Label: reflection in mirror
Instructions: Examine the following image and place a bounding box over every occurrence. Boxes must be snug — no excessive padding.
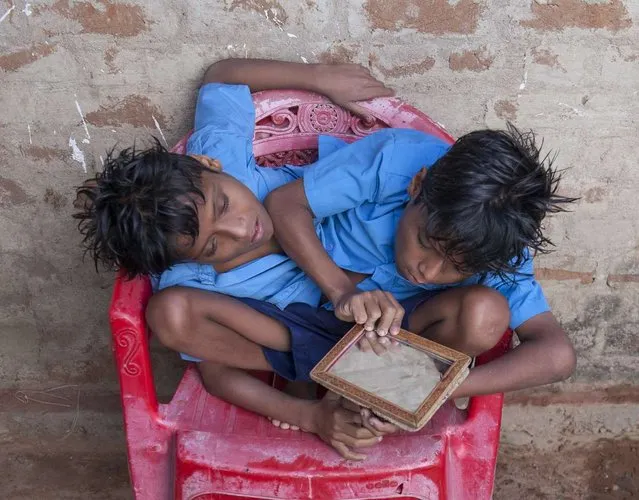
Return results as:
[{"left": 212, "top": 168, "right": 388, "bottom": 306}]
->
[{"left": 328, "top": 340, "right": 451, "bottom": 412}]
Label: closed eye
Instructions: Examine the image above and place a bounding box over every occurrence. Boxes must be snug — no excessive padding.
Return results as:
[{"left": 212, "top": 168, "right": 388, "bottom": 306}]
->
[
  {"left": 417, "top": 232, "right": 431, "bottom": 250},
  {"left": 204, "top": 238, "right": 217, "bottom": 257},
  {"left": 221, "top": 192, "right": 229, "bottom": 215}
]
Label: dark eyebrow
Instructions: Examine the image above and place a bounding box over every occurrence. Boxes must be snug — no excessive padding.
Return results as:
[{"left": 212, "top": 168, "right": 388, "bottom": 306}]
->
[{"left": 195, "top": 176, "right": 218, "bottom": 259}]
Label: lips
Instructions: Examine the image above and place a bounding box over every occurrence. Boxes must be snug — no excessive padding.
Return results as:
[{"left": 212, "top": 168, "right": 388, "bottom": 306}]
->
[
  {"left": 403, "top": 267, "right": 420, "bottom": 284},
  {"left": 250, "top": 216, "right": 263, "bottom": 244}
]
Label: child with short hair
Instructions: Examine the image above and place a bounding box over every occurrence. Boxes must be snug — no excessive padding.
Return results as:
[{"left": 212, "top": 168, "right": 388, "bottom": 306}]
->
[{"left": 77, "top": 58, "right": 576, "bottom": 460}]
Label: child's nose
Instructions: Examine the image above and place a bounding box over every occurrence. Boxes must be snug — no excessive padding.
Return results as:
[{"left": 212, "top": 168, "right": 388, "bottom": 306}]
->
[
  {"left": 418, "top": 258, "right": 443, "bottom": 282},
  {"left": 217, "top": 216, "right": 250, "bottom": 241}
]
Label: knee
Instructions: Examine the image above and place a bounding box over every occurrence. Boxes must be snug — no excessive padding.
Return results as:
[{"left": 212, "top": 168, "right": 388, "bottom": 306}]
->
[
  {"left": 146, "top": 287, "right": 194, "bottom": 351},
  {"left": 458, "top": 286, "right": 510, "bottom": 355},
  {"left": 550, "top": 339, "right": 577, "bottom": 381}
]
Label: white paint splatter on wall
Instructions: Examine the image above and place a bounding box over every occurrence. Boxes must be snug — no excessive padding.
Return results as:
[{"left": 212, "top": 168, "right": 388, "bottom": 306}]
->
[
  {"left": 152, "top": 115, "right": 168, "bottom": 147},
  {"left": 74, "top": 98, "right": 91, "bottom": 141},
  {"left": 23, "top": 3, "right": 32, "bottom": 16},
  {"left": 27, "top": 124, "right": 32, "bottom": 145},
  {"left": 0, "top": 5, "right": 15, "bottom": 24},
  {"left": 68, "top": 137, "right": 87, "bottom": 173}
]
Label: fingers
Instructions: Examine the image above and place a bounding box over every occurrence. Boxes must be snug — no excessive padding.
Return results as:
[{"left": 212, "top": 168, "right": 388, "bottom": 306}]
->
[
  {"left": 338, "top": 291, "right": 404, "bottom": 337},
  {"left": 374, "top": 292, "right": 402, "bottom": 337},
  {"left": 361, "top": 409, "right": 399, "bottom": 435},
  {"left": 334, "top": 431, "right": 381, "bottom": 451},
  {"left": 332, "top": 441, "right": 367, "bottom": 461},
  {"left": 365, "top": 330, "right": 388, "bottom": 355},
  {"left": 357, "top": 84, "right": 396, "bottom": 101},
  {"left": 369, "top": 417, "right": 399, "bottom": 435},
  {"left": 341, "top": 101, "right": 373, "bottom": 120},
  {"left": 363, "top": 300, "right": 382, "bottom": 332},
  {"left": 357, "top": 337, "right": 372, "bottom": 352}
]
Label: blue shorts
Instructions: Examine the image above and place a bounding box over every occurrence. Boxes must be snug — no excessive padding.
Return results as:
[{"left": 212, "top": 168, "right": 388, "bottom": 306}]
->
[{"left": 241, "top": 291, "right": 439, "bottom": 382}]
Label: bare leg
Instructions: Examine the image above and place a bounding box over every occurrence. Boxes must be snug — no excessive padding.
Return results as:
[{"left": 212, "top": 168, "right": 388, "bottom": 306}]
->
[
  {"left": 147, "top": 286, "right": 291, "bottom": 359},
  {"left": 407, "top": 285, "right": 510, "bottom": 357}
]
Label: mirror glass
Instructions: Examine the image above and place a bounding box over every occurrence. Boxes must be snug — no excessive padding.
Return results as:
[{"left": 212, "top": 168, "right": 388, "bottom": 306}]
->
[{"left": 328, "top": 339, "right": 451, "bottom": 412}]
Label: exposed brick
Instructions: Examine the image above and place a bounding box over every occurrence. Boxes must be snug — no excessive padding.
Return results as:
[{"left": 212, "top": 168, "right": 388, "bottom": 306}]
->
[
  {"left": 494, "top": 99, "right": 518, "bottom": 121},
  {"left": 364, "top": 0, "right": 483, "bottom": 34},
  {"left": 318, "top": 44, "right": 358, "bottom": 65},
  {"left": 228, "top": 0, "right": 288, "bottom": 26},
  {"left": 21, "top": 145, "right": 67, "bottom": 162},
  {"left": 449, "top": 46, "right": 493, "bottom": 72},
  {"left": 0, "top": 176, "right": 28, "bottom": 206},
  {"left": 0, "top": 43, "right": 56, "bottom": 72},
  {"left": 532, "top": 47, "right": 566, "bottom": 72},
  {"left": 607, "top": 274, "right": 639, "bottom": 284},
  {"left": 521, "top": 0, "right": 632, "bottom": 32},
  {"left": 506, "top": 384, "right": 639, "bottom": 406},
  {"left": 85, "top": 95, "right": 166, "bottom": 129},
  {"left": 370, "top": 55, "right": 436, "bottom": 78},
  {"left": 104, "top": 47, "right": 118, "bottom": 74},
  {"left": 49, "top": 0, "right": 149, "bottom": 37},
  {"left": 535, "top": 268, "right": 595, "bottom": 284}
]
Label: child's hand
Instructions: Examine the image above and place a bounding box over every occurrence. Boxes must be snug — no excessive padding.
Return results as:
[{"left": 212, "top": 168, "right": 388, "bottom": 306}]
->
[
  {"left": 316, "top": 64, "right": 394, "bottom": 118},
  {"left": 359, "top": 408, "right": 399, "bottom": 436},
  {"left": 357, "top": 330, "right": 399, "bottom": 355},
  {"left": 311, "top": 392, "right": 388, "bottom": 461},
  {"left": 334, "top": 290, "right": 404, "bottom": 337}
]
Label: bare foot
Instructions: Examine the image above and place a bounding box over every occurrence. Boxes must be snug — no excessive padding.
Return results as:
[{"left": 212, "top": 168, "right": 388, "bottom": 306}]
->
[{"left": 268, "top": 380, "right": 318, "bottom": 431}]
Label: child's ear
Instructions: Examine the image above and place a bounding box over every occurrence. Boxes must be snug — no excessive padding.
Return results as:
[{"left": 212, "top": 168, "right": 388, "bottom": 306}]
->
[
  {"left": 408, "top": 167, "right": 428, "bottom": 200},
  {"left": 190, "top": 154, "right": 223, "bottom": 173}
]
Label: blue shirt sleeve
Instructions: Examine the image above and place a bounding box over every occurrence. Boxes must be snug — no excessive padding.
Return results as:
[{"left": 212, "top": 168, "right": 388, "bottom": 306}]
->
[
  {"left": 193, "top": 83, "right": 255, "bottom": 137},
  {"left": 303, "top": 130, "right": 397, "bottom": 218},
  {"left": 303, "top": 129, "right": 449, "bottom": 219},
  {"left": 484, "top": 255, "right": 550, "bottom": 330}
]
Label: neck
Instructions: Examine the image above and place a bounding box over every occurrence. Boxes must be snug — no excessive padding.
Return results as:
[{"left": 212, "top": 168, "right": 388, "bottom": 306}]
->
[{"left": 213, "top": 237, "right": 282, "bottom": 273}]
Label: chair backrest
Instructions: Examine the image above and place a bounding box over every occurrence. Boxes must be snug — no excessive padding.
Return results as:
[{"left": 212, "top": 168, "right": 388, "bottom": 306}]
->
[{"left": 170, "top": 90, "right": 454, "bottom": 163}]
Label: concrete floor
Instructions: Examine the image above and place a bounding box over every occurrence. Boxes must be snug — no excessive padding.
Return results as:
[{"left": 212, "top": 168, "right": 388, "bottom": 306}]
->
[{"left": 1, "top": 0, "right": 638, "bottom": 498}]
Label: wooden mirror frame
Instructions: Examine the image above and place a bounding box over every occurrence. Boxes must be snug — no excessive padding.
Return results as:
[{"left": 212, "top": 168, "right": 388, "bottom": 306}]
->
[{"left": 311, "top": 325, "right": 472, "bottom": 431}]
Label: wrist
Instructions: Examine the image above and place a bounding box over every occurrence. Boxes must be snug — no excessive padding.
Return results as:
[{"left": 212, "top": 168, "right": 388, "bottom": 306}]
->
[
  {"left": 326, "top": 281, "right": 357, "bottom": 306},
  {"left": 308, "top": 63, "right": 329, "bottom": 95},
  {"left": 298, "top": 400, "right": 320, "bottom": 433}
]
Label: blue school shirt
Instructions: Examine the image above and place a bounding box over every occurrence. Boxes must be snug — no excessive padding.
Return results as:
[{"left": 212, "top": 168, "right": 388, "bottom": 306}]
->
[
  {"left": 158, "top": 83, "right": 549, "bottom": 331},
  {"left": 156, "top": 83, "right": 322, "bottom": 310},
  {"left": 304, "top": 130, "right": 549, "bottom": 330}
]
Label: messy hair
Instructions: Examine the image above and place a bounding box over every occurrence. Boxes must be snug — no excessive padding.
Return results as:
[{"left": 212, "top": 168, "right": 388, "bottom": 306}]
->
[
  {"left": 417, "top": 124, "right": 577, "bottom": 279},
  {"left": 74, "top": 140, "right": 206, "bottom": 277}
]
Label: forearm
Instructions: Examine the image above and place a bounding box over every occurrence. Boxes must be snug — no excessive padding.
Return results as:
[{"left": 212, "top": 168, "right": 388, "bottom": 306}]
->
[
  {"left": 265, "top": 184, "right": 355, "bottom": 303},
  {"left": 452, "top": 336, "right": 575, "bottom": 398},
  {"left": 204, "top": 58, "right": 323, "bottom": 93}
]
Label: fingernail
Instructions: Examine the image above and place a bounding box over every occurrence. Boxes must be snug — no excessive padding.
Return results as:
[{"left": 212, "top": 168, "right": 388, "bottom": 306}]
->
[
  {"left": 365, "top": 325, "right": 373, "bottom": 331},
  {"left": 390, "top": 327, "right": 399, "bottom": 335},
  {"left": 380, "top": 338, "right": 389, "bottom": 345},
  {"left": 366, "top": 331, "right": 375, "bottom": 339},
  {"left": 377, "top": 436, "right": 383, "bottom": 442},
  {"left": 377, "top": 330, "right": 386, "bottom": 336}
]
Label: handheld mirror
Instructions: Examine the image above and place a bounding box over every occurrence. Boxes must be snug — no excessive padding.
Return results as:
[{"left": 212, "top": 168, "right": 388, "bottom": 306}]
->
[{"left": 311, "top": 325, "right": 471, "bottom": 431}]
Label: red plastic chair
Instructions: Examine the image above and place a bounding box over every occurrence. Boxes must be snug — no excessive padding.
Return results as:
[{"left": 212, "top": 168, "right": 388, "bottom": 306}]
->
[{"left": 109, "top": 91, "right": 512, "bottom": 500}]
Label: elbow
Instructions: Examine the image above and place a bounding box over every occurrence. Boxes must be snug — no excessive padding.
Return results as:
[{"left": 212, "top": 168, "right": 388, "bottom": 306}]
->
[
  {"left": 202, "top": 59, "right": 240, "bottom": 85},
  {"left": 551, "top": 339, "right": 577, "bottom": 382}
]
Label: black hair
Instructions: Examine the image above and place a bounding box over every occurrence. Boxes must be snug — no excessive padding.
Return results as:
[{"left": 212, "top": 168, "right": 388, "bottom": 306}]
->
[
  {"left": 74, "top": 140, "right": 207, "bottom": 278},
  {"left": 417, "top": 124, "right": 577, "bottom": 279}
]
